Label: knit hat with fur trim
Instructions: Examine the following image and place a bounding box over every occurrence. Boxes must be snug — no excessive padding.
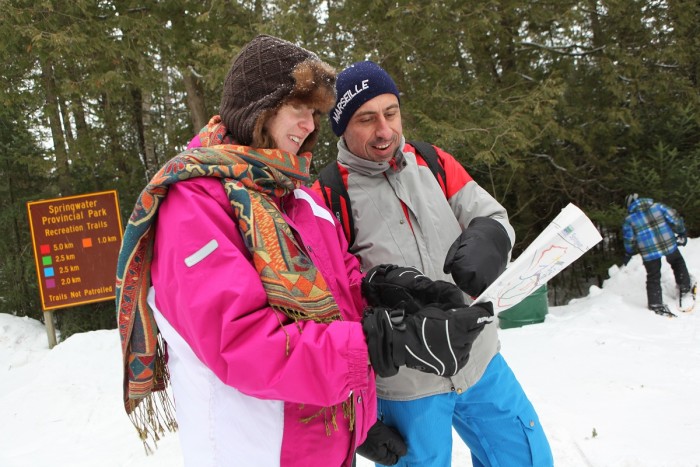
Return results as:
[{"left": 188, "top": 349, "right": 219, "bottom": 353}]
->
[
  {"left": 219, "top": 35, "right": 336, "bottom": 153},
  {"left": 330, "top": 61, "right": 400, "bottom": 136}
]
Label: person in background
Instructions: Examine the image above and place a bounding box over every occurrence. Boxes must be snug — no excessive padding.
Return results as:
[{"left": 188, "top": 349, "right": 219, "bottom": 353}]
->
[
  {"left": 313, "top": 60, "right": 553, "bottom": 467},
  {"left": 116, "top": 36, "right": 492, "bottom": 467},
  {"left": 622, "top": 193, "right": 696, "bottom": 316}
]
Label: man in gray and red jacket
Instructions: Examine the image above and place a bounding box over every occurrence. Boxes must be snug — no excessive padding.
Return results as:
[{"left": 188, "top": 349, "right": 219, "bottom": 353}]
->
[{"left": 312, "top": 61, "right": 553, "bottom": 467}]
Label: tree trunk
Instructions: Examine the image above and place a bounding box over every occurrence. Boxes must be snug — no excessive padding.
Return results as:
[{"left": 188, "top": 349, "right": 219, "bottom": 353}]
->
[
  {"left": 183, "top": 68, "right": 208, "bottom": 131},
  {"left": 101, "top": 92, "right": 130, "bottom": 183},
  {"left": 1, "top": 145, "right": 33, "bottom": 315},
  {"left": 39, "top": 57, "right": 71, "bottom": 195},
  {"left": 588, "top": 0, "right": 605, "bottom": 50},
  {"left": 72, "top": 94, "right": 89, "bottom": 141},
  {"left": 130, "top": 85, "right": 149, "bottom": 178},
  {"left": 59, "top": 98, "right": 75, "bottom": 154},
  {"left": 141, "top": 88, "right": 158, "bottom": 178}
]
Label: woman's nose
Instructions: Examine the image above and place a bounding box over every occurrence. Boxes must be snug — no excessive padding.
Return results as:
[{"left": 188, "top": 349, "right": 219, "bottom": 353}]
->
[{"left": 299, "top": 112, "right": 314, "bottom": 133}]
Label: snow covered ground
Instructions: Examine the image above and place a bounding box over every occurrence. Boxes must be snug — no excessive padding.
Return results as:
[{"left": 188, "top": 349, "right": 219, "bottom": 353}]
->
[{"left": 1, "top": 239, "right": 698, "bottom": 466}]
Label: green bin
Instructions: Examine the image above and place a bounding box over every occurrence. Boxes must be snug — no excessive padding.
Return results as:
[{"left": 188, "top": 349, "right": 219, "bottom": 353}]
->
[{"left": 497, "top": 284, "right": 549, "bottom": 329}]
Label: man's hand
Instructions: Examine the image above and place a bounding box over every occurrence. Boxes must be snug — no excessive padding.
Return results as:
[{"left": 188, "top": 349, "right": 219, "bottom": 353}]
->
[
  {"left": 356, "top": 420, "right": 407, "bottom": 465},
  {"left": 443, "top": 217, "right": 511, "bottom": 296},
  {"left": 677, "top": 234, "right": 688, "bottom": 247},
  {"left": 362, "top": 264, "right": 465, "bottom": 308}
]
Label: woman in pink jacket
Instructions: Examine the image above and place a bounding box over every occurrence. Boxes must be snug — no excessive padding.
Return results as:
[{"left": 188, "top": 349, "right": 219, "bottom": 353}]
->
[{"left": 115, "top": 35, "right": 377, "bottom": 467}]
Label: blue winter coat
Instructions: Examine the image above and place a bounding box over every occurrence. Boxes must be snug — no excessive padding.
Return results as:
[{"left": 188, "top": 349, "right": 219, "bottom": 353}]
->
[{"left": 622, "top": 197, "right": 686, "bottom": 261}]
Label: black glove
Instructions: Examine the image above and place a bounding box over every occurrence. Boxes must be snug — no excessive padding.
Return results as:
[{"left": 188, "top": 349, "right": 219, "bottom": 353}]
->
[
  {"left": 677, "top": 234, "right": 687, "bottom": 247},
  {"left": 362, "top": 264, "right": 465, "bottom": 309},
  {"left": 443, "top": 217, "right": 511, "bottom": 296},
  {"left": 356, "top": 420, "right": 407, "bottom": 465},
  {"left": 622, "top": 254, "right": 632, "bottom": 266},
  {"left": 362, "top": 302, "right": 494, "bottom": 378}
]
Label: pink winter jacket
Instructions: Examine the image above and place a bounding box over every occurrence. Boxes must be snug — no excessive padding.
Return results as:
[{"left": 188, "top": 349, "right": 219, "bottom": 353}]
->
[{"left": 148, "top": 173, "right": 375, "bottom": 466}]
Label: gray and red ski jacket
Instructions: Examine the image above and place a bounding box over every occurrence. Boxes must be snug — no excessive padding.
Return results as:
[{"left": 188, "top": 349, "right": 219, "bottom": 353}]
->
[{"left": 312, "top": 137, "right": 515, "bottom": 400}]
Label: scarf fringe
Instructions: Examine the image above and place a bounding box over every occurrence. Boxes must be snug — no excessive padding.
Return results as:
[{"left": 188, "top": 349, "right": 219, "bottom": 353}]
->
[
  {"left": 126, "top": 339, "right": 178, "bottom": 454},
  {"left": 300, "top": 405, "right": 337, "bottom": 436},
  {"left": 127, "top": 392, "right": 178, "bottom": 454},
  {"left": 343, "top": 396, "right": 356, "bottom": 432},
  {"left": 299, "top": 395, "right": 356, "bottom": 436},
  {"left": 275, "top": 305, "right": 339, "bottom": 324}
]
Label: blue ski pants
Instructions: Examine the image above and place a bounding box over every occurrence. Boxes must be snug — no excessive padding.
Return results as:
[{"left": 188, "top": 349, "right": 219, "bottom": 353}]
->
[{"left": 375, "top": 353, "right": 553, "bottom": 467}]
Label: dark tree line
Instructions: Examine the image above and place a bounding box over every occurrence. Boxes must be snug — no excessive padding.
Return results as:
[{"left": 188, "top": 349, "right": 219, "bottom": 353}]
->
[{"left": 1, "top": 0, "right": 698, "bottom": 334}]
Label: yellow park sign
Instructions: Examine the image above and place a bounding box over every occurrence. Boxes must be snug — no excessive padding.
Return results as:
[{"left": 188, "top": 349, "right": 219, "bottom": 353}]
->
[{"left": 26, "top": 190, "right": 123, "bottom": 311}]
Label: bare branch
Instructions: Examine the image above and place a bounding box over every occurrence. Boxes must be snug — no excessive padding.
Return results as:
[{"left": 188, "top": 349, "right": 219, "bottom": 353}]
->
[
  {"left": 530, "top": 153, "right": 568, "bottom": 172},
  {"left": 187, "top": 65, "right": 204, "bottom": 79},
  {"left": 519, "top": 41, "right": 606, "bottom": 56},
  {"left": 652, "top": 62, "right": 680, "bottom": 69}
]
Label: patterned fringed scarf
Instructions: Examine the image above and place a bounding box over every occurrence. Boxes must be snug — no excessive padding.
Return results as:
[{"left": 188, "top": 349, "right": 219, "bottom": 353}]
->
[{"left": 116, "top": 116, "right": 353, "bottom": 450}]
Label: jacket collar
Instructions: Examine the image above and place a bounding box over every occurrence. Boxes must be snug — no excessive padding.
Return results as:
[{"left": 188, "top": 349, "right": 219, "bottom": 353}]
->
[
  {"left": 336, "top": 136, "right": 407, "bottom": 176},
  {"left": 629, "top": 197, "right": 654, "bottom": 213}
]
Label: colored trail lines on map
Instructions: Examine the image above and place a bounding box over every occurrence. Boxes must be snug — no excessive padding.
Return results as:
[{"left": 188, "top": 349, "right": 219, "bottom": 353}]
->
[{"left": 474, "top": 204, "right": 603, "bottom": 314}]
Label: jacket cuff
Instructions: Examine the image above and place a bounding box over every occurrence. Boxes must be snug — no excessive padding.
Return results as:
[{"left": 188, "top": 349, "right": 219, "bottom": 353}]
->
[{"left": 347, "top": 323, "right": 371, "bottom": 391}]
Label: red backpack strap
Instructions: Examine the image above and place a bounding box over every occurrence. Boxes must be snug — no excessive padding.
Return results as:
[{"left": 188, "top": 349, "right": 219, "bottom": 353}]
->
[
  {"left": 317, "top": 162, "right": 355, "bottom": 246},
  {"left": 407, "top": 140, "right": 447, "bottom": 196}
]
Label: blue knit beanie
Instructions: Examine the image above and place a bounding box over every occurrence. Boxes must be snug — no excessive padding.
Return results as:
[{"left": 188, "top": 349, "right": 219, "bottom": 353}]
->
[{"left": 330, "top": 61, "right": 400, "bottom": 136}]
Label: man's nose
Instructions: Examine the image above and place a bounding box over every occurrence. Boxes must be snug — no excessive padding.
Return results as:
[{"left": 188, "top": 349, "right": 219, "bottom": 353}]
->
[{"left": 375, "top": 116, "right": 392, "bottom": 139}]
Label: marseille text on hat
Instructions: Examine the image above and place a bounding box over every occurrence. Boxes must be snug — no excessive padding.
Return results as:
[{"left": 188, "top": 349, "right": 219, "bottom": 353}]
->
[{"left": 332, "top": 79, "right": 370, "bottom": 123}]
